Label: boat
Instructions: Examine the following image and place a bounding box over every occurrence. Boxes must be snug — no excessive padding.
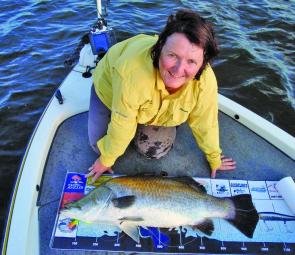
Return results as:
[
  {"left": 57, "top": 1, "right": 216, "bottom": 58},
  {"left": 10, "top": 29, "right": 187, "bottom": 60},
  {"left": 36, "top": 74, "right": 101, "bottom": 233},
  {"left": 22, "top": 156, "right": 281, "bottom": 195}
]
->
[{"left": 2, "top": 1, "right": 295, "bottom": 254}]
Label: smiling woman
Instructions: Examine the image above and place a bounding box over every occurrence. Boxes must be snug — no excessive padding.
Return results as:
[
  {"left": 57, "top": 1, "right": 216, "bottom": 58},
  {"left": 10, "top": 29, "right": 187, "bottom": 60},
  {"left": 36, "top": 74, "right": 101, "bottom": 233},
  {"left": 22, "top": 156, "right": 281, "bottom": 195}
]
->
[
  {"left": 158, "top": 33, "right": 204, "bottom": 93},
  {"left": 87, "top": 8, "right": 236, "bottom": 183},
  {"left": 2, "top": 0, "right": 295, "bottom": 254}
]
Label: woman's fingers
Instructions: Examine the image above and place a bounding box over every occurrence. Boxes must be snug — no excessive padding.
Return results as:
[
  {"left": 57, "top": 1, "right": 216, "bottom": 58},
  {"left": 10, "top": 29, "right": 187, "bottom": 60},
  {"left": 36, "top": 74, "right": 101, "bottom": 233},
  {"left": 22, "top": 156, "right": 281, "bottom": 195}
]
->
[
  {"left": 88, "top": 167, "right": 113, "bottom": 184},
  {"left": 90, "top": 171, "right": 102, "bottom": 184},
  {"left": 86, "top": 159, "right": 114, "bottom": 184},
  {"left": 211, "top": 169, "right": 217, "bottom": 178},
  {"left": 85, "top": 169, "right": 95, "bottom": 178},
  {"left": 211, "top": 155, "right": 236, "bottom": 178},
  {"left": 107, "top": 168, "right": 114, "bottom": 174},
  {"left": 220, "top": 157, "right": 236, "bottom": 170}
]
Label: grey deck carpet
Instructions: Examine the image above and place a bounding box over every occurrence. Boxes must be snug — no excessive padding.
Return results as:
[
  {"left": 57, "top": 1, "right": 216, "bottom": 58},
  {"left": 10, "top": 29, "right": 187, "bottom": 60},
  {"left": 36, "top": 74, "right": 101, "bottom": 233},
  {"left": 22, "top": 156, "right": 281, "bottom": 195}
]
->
[{"left": 38, "top": 111, "right": 294, "bottom": 254}]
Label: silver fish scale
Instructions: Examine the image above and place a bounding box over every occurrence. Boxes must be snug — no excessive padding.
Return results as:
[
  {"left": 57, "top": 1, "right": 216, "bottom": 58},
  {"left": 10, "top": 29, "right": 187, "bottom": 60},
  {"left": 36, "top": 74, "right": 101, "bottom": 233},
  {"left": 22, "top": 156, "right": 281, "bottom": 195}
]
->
[{"left": 100, "top": 176, "right": 233, "bottom": 226}]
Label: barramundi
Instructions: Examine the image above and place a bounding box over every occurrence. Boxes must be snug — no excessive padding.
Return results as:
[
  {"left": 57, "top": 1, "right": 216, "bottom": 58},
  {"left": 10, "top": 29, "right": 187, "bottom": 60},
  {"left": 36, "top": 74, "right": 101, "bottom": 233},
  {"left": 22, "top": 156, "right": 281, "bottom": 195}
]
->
[{"left": 60, "top": 176, "right": 259, "bottom": 242}]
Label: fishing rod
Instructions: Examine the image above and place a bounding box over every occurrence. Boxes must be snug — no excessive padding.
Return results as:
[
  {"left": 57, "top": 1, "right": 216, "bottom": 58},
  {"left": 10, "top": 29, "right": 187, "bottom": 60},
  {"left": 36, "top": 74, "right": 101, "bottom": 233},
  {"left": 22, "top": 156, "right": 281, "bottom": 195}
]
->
[{"left": 96, "top": 0, "right": 102, "bottom": 17}]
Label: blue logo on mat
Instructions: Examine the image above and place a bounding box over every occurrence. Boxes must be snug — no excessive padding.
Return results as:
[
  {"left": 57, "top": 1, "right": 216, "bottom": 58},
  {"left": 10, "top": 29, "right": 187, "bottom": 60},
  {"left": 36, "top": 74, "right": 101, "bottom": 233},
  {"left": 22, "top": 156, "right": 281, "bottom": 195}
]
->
[{"left": 64, "top": 173, "right": 86, "bottom": 193}]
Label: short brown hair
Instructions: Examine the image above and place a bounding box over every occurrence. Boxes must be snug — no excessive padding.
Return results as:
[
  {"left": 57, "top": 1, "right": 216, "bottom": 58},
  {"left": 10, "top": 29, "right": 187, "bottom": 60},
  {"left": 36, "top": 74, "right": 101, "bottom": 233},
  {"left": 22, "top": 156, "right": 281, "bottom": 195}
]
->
[{"left": 151, "top": 9, "right": 219, "bottom": 79}]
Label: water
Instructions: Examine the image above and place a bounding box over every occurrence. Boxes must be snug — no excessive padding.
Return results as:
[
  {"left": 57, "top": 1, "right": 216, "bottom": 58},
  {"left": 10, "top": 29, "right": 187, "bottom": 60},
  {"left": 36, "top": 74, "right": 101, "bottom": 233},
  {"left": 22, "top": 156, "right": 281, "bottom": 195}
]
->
[{"left": 0, "top": 0, "right": 294, "bottom": 245}]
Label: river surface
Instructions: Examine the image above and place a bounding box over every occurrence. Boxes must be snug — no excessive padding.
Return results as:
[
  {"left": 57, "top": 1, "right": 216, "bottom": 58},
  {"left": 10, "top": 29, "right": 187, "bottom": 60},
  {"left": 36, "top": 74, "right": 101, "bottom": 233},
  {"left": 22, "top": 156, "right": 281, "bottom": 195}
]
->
[{"left": 0, "top": 0, "right": 294, "bottom": 245}]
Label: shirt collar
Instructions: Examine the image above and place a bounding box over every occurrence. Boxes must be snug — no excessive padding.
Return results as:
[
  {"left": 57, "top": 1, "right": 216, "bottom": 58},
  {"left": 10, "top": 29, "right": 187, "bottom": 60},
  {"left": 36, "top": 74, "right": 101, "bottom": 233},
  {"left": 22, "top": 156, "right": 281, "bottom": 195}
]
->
[{"left": 155, "top": 69, "right": 170, "bottom": 97}]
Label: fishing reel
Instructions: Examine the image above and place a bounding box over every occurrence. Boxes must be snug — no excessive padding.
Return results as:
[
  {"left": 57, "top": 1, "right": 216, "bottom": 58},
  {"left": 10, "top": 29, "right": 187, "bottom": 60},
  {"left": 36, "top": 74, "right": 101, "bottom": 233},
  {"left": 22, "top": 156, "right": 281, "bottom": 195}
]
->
[
  {"left": 89, "top": 0, "right": 115, "bottom": 58},
  {"left": 89, "top": 17, "right": 116, "bottom": 59},
  {"left": 80, "top": 18, "right": 115, "bottom": 78},
  {"left": 79, "top": 0, "right": 116, "bottom": 78}
]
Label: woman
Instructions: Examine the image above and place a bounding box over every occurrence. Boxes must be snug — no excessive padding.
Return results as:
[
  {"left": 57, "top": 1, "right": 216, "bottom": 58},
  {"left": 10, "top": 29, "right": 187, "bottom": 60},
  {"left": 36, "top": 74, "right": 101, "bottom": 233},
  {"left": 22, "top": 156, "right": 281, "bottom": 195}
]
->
[{"left": 87, "top": 9, "right": 236, "bottom": 182}]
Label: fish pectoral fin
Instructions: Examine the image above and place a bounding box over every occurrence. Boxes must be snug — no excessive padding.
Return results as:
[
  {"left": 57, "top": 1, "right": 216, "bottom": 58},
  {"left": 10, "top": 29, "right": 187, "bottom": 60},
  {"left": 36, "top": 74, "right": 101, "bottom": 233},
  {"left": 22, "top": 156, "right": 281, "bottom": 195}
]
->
[
  {"left": 112, "top": 195, "right": 136, "bottom": 208},
  {"left": 120, "top": 221, "right": 140, "bottom": 243},
  {"left": 192, "top": 218, "right": 214, "bottom": 236}
]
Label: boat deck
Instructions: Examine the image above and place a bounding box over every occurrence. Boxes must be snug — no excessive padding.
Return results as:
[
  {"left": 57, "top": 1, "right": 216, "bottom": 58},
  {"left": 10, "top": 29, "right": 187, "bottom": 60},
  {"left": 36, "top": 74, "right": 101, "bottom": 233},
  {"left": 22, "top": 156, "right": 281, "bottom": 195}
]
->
[{"left": 37, "top": 111, "right": 294, "bottom": 254}]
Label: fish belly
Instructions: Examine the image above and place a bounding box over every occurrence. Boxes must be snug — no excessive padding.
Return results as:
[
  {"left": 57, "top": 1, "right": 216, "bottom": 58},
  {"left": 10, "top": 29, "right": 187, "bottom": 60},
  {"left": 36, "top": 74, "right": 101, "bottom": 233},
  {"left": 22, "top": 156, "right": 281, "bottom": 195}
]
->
[{"left": 100, "top": 195, "right": 206, "bottom": 228}]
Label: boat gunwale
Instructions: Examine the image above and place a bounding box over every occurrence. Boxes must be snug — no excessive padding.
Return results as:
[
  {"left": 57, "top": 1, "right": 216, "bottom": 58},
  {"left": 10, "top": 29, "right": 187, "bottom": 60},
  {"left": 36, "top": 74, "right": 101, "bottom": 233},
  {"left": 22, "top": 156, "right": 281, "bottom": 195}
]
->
[
  {"left": 2, "top": 65, "right": 295, "bottom": 254},
  {"left": 1, "top": 66, "right": 92, "bottom": 255}
]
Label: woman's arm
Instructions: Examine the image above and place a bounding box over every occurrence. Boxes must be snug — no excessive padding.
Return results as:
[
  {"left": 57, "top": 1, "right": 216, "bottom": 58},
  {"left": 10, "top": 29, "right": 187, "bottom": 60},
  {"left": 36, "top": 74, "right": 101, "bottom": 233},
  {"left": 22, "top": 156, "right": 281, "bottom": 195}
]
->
[
  {"left": 87, "top": 70, "right": 140, "bottom": 182},
  {"left": 188, "top": 66, "right": 235, "bottom": 177}
]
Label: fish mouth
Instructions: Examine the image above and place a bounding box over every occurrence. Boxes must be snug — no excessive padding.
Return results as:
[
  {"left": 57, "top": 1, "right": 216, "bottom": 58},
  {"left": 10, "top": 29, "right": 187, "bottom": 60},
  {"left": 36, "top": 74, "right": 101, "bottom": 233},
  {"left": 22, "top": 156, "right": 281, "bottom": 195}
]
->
[
  {"left": 59, "top": 208, "right": 79, "bottom": 221},
  {"left": 63, "top": 203, "right": 82, "bottom": 210},
  {"left": 59, "top": 208, "right": 71, "bottom": 215},
  {"left": 60, "top": 204, "right": 82, "bottom": 218}
]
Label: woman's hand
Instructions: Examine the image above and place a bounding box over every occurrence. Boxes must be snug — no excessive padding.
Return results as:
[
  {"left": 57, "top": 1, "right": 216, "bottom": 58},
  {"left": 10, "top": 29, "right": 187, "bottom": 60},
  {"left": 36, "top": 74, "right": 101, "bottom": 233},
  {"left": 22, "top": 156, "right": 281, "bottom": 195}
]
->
[
  {"left": 85, "top": 158, "right": 114, "bottom": 184},
  {"left": 211, "top": 155, "right": 236, "bottom": 178}
]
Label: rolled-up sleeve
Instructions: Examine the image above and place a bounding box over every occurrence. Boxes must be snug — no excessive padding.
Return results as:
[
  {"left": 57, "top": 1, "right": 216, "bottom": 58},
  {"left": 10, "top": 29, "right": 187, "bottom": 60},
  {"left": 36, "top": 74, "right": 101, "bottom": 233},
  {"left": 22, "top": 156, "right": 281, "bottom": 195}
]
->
[
  {"left": 97, "top": 70, "right": 139, "bottom": 167},
  {"left": 187, "top": 67, "right": 222, "bottom": 171}
]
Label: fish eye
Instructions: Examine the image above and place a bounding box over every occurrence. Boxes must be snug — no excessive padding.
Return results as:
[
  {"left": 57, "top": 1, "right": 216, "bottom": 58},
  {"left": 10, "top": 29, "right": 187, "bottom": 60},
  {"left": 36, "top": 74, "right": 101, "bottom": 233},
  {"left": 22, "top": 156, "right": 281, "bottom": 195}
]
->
[
  {"left": 63, "top": 203, "right": 81, "bottom": 210},
  {"left": 63, "top": 204, "right": 70, "bottom": 209}
]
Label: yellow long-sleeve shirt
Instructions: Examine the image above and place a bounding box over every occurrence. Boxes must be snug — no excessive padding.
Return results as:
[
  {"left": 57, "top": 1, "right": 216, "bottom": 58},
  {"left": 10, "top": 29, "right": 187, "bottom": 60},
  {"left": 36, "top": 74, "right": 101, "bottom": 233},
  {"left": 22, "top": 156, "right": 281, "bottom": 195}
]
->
[{"left": 93, "top": 34, "right": 222, "bottom": 170}]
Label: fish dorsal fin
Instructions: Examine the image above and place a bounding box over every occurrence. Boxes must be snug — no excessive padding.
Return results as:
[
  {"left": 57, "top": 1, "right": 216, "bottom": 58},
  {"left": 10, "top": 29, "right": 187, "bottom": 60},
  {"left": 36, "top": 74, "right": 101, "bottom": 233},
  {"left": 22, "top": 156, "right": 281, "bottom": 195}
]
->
[
  {"left": 172, "top": 177, "right": 207, "bottom": 193},
  {"left": 118, "top": 217, "right": 144, "bottom": 222},
  {"left": 131, "top": 171, "right": 168, "bottom": 177},
  {"left": 112, "top": 195, "right": 136, "bottom": 208},
  {"left": 120, "top": 221, "right": 140, "bottom": 243},
  {"left": 192, "top": 218, "right": 214, "bottom": 236}
]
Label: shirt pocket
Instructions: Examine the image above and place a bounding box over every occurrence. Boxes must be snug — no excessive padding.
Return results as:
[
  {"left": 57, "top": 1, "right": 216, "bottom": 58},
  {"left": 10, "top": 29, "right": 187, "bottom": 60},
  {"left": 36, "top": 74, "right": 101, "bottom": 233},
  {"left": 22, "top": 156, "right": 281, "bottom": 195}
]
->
[
  {"left": 138, "top": 100, "right": 157, "bottom": 124},
  {"left": 166, "top": 101, "right": 192, "bottom": 126}
]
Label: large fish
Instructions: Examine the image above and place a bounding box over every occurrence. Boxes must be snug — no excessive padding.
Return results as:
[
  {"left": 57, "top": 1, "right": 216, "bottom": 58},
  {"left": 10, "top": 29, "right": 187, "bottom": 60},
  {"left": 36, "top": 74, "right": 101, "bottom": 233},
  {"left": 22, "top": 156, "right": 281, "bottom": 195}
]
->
[{"left": 60, "top": 176, "right": 259, "bottom": 242}]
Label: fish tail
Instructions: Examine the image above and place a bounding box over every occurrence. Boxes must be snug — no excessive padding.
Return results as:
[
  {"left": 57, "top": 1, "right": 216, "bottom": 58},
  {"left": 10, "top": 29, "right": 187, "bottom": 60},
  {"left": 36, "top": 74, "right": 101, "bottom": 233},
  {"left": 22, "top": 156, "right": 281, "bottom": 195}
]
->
[{"left": 226, "top": 194, "right": 259, "bottom": 238}]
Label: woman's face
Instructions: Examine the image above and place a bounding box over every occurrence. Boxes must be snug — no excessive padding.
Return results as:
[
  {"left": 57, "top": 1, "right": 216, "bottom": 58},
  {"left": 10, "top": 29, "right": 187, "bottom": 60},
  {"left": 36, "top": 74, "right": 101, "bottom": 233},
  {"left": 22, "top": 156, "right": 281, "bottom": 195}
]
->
[{"left": 159, "top": 32, "right": 204, "bottom": 93}]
